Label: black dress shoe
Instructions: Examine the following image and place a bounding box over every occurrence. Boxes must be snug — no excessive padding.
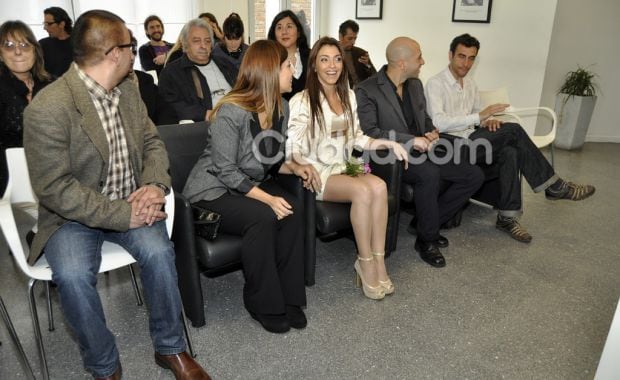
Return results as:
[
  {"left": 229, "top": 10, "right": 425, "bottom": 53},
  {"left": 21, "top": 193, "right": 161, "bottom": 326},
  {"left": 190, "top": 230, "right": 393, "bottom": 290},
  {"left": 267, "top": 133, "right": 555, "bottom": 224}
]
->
[
  {"left": 249, "top": 311, "right": 290, "bottom": 333},
  {"left": 414, "top": 239, "right": 446, "bottom": 268},
  {"left": 408, "top": 218, "right": 449, "bottom": 248},
  {"left": 285, "top": 305, "right": 307, "bottom": 329},
  {"left": 436, "top": 235, "right": 449, "bottom": 248}
]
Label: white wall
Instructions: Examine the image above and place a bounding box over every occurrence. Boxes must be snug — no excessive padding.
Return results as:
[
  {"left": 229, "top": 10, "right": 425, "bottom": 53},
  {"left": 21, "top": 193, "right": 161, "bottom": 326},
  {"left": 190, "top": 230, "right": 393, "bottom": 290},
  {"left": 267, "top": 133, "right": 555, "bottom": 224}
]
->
[
  {"left": 198, "top": 0, "right": 249, "bottom": 40},
  {"left": 322, "top": 0, "right": 558, "bottom": 113},
  {"left": 540, "top": 0, "right": 620, "bottom": 143}
]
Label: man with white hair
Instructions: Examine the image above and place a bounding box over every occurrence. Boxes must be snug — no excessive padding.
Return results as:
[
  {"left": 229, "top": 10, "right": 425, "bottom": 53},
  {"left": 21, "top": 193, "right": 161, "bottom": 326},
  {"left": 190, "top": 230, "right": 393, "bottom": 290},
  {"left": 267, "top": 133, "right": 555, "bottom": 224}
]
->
[{"left": 158, "top": 18, "right": 238, "bottom": 124}]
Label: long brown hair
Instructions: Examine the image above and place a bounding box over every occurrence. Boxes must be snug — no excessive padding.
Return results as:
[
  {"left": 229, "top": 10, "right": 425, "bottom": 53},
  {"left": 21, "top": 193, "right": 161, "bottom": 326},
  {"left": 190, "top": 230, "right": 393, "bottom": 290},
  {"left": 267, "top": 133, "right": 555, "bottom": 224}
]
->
[
  {"left": 305, "top": 37, "right": 352, "bottom": 138},
  {"left": 0, "top": 20, "right": 50, "bottom": 82},
  {"left": 210, "top": 40, "right": 286, "bottom": 127}
]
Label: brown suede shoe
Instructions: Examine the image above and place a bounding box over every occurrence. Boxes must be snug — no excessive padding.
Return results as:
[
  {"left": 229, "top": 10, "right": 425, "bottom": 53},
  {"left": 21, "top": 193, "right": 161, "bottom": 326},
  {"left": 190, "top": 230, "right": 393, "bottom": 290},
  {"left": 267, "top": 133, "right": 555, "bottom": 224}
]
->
[
  {"left": 94, "top": 363, "right": 122, "bottom": 380},
  {"left": 155, "top": 351, "right": 211, "bottom": 380}
]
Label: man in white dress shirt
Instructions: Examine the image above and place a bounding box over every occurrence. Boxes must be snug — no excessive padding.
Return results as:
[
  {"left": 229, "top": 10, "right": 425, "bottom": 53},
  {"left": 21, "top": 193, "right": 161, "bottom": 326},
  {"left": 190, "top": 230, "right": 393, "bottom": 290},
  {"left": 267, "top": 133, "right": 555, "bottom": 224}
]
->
[{"left": 425, "top": 33, "right": 595, "bottom": 243}]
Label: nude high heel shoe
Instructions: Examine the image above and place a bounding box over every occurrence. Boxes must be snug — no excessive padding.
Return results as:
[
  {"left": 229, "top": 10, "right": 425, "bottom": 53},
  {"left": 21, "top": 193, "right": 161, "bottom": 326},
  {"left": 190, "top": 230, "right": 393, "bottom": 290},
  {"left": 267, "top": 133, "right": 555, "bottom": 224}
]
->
[
  {"left": 372, "top": 252, "right": 395, "bottom": 295},
  {"left": 354, "top": 256, "right": 385, "bottom": 300}
]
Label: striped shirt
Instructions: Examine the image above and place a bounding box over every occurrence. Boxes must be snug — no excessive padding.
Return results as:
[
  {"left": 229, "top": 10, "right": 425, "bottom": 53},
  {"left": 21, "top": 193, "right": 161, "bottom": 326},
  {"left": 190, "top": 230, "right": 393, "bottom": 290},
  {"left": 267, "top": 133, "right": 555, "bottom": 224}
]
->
[{"left": 76, "top": 64, "right": 136, "bottom": 200}]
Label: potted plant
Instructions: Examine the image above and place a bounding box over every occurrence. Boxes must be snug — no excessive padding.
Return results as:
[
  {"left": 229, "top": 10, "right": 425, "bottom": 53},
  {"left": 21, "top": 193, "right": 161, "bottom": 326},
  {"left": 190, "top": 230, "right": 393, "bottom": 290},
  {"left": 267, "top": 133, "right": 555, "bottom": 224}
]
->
[{"left": 553, "top": 66, "right": 598, "bottom": 150}]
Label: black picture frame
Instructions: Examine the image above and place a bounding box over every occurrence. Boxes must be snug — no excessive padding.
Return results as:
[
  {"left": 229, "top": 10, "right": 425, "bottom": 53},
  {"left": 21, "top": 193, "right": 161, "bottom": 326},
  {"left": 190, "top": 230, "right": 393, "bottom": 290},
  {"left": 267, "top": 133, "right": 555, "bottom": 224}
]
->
[
  {"left": 356, "top": 0, "right": 383, "bottom": 20},
  {"left": 452, "top": 0, "right": 493, "bottom": 23}
]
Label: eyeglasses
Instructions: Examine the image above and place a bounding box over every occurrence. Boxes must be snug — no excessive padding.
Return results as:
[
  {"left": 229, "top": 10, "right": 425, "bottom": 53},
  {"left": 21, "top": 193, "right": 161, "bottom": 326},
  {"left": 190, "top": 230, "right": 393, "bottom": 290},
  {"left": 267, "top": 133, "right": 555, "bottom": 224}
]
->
[
  {"left": 42, "top": 21, "right": 57, "bottom": 26},
  {"left": 1, "top": 40, "right": 33, "bottom": 52},
  {"left": 104, "top": 41, "right": 137, "bottom": 56}
]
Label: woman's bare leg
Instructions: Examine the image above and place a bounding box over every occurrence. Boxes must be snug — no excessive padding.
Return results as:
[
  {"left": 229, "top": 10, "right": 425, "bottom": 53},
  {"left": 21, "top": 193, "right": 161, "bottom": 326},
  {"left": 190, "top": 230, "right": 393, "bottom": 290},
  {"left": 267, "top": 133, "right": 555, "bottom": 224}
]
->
[
  {"left": 322, "top": 174, "right": 378, "bottom": 286},
  {"left": 357, "top": 174, "right": 390, "bottom": 283}
]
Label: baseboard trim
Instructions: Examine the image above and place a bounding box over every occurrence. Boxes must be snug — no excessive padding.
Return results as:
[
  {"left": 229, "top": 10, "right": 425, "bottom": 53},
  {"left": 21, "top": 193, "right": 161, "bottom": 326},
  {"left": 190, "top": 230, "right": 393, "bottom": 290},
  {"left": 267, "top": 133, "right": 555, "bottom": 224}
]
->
[{"left": 585, "top": 135, "right": 620, "bottom": 143}]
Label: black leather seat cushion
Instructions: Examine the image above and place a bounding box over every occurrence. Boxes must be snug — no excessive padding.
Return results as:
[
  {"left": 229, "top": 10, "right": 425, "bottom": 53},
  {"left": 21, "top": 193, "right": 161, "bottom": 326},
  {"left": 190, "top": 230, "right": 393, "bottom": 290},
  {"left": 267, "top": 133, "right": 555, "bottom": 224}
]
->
[{"left": 194, "top": 233, "right": 243, "bottom": 270}]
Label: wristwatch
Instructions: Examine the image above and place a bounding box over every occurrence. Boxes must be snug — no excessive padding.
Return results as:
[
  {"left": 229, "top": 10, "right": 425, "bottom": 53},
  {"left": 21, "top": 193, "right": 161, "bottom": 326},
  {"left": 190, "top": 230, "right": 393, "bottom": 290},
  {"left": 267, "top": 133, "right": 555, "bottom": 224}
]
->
[{"left": 149, "top": 182, "right": 170, "bottom": 195}]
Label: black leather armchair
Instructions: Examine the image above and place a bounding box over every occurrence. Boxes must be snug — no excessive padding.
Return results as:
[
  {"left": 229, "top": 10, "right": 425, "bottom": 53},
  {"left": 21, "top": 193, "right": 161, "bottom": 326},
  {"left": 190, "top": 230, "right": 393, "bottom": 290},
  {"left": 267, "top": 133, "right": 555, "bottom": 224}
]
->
[
  {"left": 303, "top": 149, "right": 403, "bottom": 286},
  {"left": 157, "top": 123, "right": 310, "bottom": 327}
]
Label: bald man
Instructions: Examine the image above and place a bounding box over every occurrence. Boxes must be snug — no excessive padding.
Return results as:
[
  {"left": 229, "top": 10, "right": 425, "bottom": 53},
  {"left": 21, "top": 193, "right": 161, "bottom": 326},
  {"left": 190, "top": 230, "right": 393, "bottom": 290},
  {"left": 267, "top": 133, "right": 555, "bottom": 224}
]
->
[{"left": 356, "top": 37, "right": 484, "bottom": 268}]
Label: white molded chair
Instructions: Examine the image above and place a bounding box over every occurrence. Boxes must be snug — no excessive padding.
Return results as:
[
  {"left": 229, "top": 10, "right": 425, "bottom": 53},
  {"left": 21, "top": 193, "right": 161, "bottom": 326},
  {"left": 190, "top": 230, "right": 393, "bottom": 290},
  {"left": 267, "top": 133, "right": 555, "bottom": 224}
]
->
[
  {"left": 479, "top": 87, "right": 557, "bottom": 167},
  {"left": 0, "top": 148, "right": 193, "bottom": 380}
]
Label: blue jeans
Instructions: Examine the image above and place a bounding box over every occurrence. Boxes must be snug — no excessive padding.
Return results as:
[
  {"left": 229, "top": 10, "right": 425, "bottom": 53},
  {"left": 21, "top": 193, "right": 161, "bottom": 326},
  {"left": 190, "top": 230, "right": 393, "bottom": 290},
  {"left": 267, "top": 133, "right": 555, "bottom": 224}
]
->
[{"left": 44, "top": 220, "right": 186, "bottom": 378}]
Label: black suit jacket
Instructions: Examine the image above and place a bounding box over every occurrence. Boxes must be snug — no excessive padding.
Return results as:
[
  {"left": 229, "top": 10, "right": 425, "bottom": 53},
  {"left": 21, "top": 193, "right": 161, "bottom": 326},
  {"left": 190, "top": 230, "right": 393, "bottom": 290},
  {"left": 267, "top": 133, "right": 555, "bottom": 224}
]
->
[
  {"left": 157, "top": 54, "right": 239, "bottom": 124},
  {"left": 356, "top": 66, "right": 435, "bottom": 144}
]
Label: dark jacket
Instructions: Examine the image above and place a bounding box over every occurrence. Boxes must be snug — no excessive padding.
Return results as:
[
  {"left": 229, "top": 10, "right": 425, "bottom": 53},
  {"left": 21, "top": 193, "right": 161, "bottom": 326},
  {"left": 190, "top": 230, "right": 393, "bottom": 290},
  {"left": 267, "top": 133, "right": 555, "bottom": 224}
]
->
[
  {"left": 134, "top": 70, "right": 158, "bottom": 124},
  {"left": 285, "top": 47, "right": 310, "bottom": 101},
  {"left": 211, "top": 42, "right": 249, "bottom": 70},
  {"left": 356, "top": 66, "right": 435, "bottom": 144},
  {"left": 39, "top": 37, "right": 72, "bottom": 78},
  {"left": 346, "top": 46, "right": 376, "bottom": 89},
  {"left": 157, "top": 53, "right": 238, "bottom": 124},
  {"left": 0, "top": 67, "right": 50, "bottom": 194},
  {"left": 138, "top": 41, "right": 173, "bottom": 74}
]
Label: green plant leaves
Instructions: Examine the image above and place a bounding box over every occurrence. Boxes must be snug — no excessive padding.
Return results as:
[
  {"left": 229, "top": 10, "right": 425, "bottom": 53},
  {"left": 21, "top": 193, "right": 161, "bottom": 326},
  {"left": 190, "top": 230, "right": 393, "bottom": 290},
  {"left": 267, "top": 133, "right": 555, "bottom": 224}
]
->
[{"left": 559, "top": 66, "right": 598, "bottom": 97}]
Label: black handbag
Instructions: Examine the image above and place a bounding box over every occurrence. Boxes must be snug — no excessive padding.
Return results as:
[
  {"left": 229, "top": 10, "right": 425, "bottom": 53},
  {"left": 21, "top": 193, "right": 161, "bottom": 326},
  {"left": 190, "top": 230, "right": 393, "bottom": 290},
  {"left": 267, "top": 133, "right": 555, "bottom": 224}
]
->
[{"left": 191, "top": 203, "right": 221, "bottom": 241}]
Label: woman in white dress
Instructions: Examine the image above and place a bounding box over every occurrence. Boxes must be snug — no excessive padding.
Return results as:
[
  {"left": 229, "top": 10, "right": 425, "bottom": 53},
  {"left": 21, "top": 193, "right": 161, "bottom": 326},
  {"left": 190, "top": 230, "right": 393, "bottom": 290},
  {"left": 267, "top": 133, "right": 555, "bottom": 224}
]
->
[{"left": 287, "top": 37, "right": 408, "bottom": 300}]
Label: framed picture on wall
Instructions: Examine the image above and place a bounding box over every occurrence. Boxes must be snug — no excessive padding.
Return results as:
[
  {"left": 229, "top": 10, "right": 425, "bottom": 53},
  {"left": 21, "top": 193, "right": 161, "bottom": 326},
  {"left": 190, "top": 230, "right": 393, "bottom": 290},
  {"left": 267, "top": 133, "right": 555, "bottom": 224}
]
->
[
  {"left": 452, "top": 0, "right": 493, "bottom": 23},
  {"left": 356, "top": 0, "right": 383, "bottom": 20}
]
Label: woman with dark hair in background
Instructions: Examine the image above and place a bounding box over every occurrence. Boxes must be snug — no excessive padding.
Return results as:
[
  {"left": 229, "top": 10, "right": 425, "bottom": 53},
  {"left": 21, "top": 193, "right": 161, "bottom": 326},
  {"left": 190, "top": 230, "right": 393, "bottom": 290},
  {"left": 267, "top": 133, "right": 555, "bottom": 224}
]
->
[
  {"left": 0, "top": 20, "right": 51, "bottom": 195},
  {"left": 183, "top": 40, "right": 320, "bottom": 334},
  {"left": 199, "top": 12, "right": 224, "bottom": 44},
  {"left": 287, "top": 37, "right": 408, "bottom": 300},
  {"left": 212, "top": 13, "right": 249, "bottom": 70},
  {"left": 268, "top": 10, "right": 310, "bottom": 101}
]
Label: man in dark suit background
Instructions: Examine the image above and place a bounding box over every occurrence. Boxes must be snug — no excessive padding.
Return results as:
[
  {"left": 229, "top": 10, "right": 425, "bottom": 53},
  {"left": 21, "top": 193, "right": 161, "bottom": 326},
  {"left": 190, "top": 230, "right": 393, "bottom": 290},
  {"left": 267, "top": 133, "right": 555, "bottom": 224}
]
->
[
  {"left": 338, "top": 19, "right": 376, "bottom": 89},
  {"left": 356, "top": 37, "right": 484, "bottom": 268}
]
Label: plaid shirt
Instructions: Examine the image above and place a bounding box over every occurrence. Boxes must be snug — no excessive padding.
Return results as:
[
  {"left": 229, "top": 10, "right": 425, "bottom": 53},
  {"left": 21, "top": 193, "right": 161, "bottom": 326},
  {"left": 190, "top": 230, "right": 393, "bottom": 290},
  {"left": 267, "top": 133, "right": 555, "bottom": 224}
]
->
[{"left": 76, "top": 64, "right": 136, "bottom": 200}]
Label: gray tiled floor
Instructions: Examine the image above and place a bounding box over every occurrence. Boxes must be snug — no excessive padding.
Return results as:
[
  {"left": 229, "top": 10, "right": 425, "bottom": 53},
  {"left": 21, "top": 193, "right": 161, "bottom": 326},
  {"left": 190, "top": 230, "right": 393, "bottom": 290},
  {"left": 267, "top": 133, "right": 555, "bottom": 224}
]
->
[{"left": 1, "top": 143, "right": 619, "bottom": 379}]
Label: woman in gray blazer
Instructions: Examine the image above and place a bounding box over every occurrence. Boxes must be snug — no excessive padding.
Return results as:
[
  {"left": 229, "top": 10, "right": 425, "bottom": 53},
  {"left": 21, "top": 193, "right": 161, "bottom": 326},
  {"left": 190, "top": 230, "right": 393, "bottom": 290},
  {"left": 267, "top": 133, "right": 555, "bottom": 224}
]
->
[{"left": 183, "top": 40, "right": 320, "bottom": 334}]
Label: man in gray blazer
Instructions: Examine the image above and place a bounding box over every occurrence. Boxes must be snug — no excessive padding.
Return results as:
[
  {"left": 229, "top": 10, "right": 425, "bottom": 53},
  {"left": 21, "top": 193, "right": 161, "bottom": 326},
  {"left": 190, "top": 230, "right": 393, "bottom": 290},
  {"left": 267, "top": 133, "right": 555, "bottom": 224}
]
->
[
  {"left": 356, "top": 37, "right": 484, "bottom": 268},
  {"left": 24, "top": 10, "right": 210, "bottom": 380}
]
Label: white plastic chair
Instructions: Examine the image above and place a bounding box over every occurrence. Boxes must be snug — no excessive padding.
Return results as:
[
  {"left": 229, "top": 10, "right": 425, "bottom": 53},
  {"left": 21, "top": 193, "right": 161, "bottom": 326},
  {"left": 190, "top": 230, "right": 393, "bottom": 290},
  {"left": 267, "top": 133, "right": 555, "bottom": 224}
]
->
[
  {"left": 479, "top": 87, "right": 557, "bottom": 167},
  {"left": 0, "top": 148, "right": 193, "bottom": 380}
]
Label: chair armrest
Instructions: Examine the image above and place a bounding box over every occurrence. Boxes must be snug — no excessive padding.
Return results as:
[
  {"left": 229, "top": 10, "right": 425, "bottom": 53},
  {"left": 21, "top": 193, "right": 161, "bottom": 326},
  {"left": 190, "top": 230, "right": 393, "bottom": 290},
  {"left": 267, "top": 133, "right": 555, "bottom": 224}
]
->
[
  {"left": 171, "top": 191, "right": 206, "bottom": 327},
  {"left": 276, "top": 174, "right": 304, "bottom": 199},
  {"left": 303, "top": 187, "right": 317, "bottom": 286},
  {"left": 276, "top": 173, "right": 317, "bottom": 286},
  {"left": 507, "top": 106, "right": 557, "bottom": 140},
  {"left": 365, "top": 149, "right": 403, "bottom": 200}
]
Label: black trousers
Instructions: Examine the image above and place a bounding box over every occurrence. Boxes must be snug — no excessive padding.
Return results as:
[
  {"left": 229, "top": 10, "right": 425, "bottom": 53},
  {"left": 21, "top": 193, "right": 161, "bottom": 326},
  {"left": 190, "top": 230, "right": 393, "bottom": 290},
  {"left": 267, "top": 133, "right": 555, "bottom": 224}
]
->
[
  {"left": 197, "top": 179, "right": 306, "bottom": 315},
  {"left": 402, "top": 152, "right": 484, "bottom": 242},
  {"left": 468, "top": 123, "right": 557, "bottom": 214}
]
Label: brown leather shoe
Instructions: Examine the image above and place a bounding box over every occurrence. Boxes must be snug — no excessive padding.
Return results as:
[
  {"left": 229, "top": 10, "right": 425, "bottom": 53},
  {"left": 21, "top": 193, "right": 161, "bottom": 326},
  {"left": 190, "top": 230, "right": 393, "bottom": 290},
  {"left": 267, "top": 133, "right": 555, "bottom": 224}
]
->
[
  {"left": 155, "top": 351, "right": 211, "bottom": 380},
  {"left": 94, "top": 363, "right": 122, "bottom": 380}
]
